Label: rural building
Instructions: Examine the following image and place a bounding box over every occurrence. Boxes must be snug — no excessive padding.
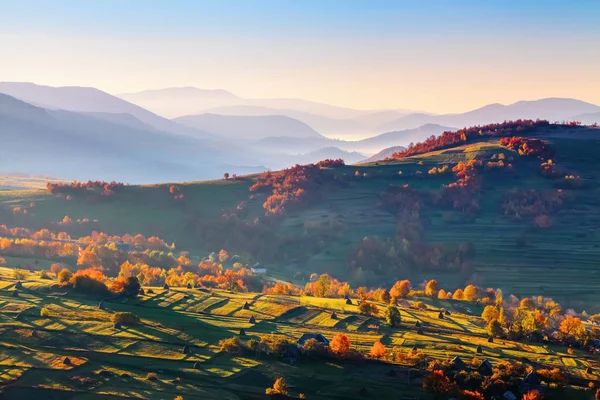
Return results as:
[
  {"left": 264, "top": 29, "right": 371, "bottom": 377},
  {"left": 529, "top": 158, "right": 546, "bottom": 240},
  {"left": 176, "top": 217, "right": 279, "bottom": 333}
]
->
[
  {"left": 282, "top": 346, "right": 300, "bottom": 363},
  {"left": 520, "top": 371, "right": 545, "bottom": 394},
  {"left": 297, "top": 333, "right": 329, "bottom": 347},
  {"left": 250, "top": 268, "right": 267, "bottom": 274},
  {"left": 451, "top": 356, "right": 466, "bottom": 370},
  {"left": 502, "top": 392, "right": 517, "bottom": 400},
  {"left": 477, "top": 359, "right": 493, "bottom": 376}
]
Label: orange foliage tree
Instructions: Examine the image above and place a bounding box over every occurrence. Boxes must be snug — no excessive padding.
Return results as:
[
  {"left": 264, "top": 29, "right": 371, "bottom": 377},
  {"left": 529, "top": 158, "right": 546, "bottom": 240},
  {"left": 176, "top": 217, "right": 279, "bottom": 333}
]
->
[{"left": 329, "top": 333, "right": 350, "bottom": 358}]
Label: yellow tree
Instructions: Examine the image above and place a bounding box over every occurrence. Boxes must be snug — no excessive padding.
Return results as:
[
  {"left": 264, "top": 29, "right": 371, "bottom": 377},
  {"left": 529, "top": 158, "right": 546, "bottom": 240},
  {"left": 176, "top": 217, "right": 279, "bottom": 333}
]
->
[
  {"left": 559, "top": 315, "right": 586, "bottom": 342},
  {"left": 481, "top": 306, "right": 499, "bottom": 323},
  {"left": 463, "top": 285, "right": 479, "bottom": 302},
  {"left": 452, "top": 288, "right": 465, "bottom": 300},
  {"left": 266, "top": 377, "right": 289, "bottom": 395},
  {"left": 425, "top": 280, "right": 439, "bottom": 297}
]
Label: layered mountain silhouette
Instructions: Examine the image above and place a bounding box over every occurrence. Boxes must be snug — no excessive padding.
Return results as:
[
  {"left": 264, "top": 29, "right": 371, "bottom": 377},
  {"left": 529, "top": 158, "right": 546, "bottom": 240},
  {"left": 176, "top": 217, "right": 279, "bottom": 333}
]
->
[{"left": 379, "top": 98, "right": 600, "bottom": 132}]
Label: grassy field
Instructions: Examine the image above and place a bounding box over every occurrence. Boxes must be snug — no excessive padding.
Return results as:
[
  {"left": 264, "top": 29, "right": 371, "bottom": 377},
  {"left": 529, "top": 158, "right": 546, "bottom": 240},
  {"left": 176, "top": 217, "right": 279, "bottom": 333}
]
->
[{"left": 0, "top": 270, "right": 598, "bottom": 399}]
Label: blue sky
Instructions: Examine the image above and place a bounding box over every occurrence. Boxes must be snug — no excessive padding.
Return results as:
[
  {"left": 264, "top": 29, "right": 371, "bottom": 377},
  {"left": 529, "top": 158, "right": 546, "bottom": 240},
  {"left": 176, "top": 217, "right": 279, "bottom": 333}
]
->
[{"left": 2, "top": 1, "right": 599, "bottom": 112}]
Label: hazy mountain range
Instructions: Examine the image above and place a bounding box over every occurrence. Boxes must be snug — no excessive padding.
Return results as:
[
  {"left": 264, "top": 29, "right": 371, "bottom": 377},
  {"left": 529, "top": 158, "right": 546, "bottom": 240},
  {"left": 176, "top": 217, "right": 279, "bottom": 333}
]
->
[{"left": 1, "top": 81, "right": 599, "bottom": 183}]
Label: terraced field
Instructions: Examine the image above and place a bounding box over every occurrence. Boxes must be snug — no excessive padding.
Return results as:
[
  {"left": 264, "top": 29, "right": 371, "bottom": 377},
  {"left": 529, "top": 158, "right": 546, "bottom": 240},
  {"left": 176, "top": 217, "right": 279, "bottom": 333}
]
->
[{"left": 0, "top": 269, "right": 598, "bottom": 399}]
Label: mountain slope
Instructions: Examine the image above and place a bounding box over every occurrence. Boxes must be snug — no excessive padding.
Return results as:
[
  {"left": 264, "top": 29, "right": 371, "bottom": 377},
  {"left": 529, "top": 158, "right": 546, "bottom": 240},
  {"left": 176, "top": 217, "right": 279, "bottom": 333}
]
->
[
  {"left": 173, "top": 113, "right": 325, "bottom": 140},
  {"left": 380, "top": 98, "right": 600, "bottom": 132},
  {"left": 571, "top": 111, "right": 600, "bottom": 125},
  {"left": 0, "top": 82, "right": 212, "bottom": 138},
  {"left": 0, "top": 94, "right": 263, "bottom": 182}
]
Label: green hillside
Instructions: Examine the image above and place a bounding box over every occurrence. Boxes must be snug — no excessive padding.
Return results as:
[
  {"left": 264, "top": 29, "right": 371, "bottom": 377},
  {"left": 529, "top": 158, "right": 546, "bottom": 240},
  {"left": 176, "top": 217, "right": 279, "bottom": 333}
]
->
[
  {"left": 1, "top": 124, "right": 600, "bottom": 310},
  {"left": 0, "top": 270, "right": 596, "bottom": 399}
]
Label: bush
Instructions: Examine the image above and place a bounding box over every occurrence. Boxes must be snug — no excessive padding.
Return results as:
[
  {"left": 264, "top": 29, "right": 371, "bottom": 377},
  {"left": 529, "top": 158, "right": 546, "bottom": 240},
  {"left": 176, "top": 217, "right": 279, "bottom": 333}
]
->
[
  {"left": 112, "top": 312, "right": 140, "bottom": 325},
  {"left": 219, "top": 337, "right": 243, "bottom": 354},
  {"left": 58, "top": 268, "right": 73, "bottom": 284},
  {"left": 146, "top": 372, "right": 158, "bottom": 381},
  {"left": 72, "top": 275, "right": 109, "bottom": 294}
]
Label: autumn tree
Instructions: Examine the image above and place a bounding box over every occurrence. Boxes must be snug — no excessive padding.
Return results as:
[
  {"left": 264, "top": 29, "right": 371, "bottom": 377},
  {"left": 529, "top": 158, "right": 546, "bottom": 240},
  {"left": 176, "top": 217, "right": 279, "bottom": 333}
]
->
[
  {"left": 425, "top": 280, "right": 439, "bottom": 297},
  {"left": 559, "top": 315, "right": 586, "bottom": 342},
  {"left": 369, "top": 341, "right": 386, "bottom": 359},
  {"left": 482, "top": 306, "right": 499, "bottom": 323},
  {"left": 385, "top": 305, "right": 402, "bottom": 327},
  {"left": 58, "top": 268, "right": 73, "bottom": 284},
  {"left": 330, "top": 333, "right": 350, "bottom": 358},
  {"left": 265, "top": 377, "right": 289, "bottom": 395},
  {"left": 459, "top": 390, "right": 484, "bottom": 400},
  {"left": 390, "top": 280, "right": 411, "bottom": 302},
  {"left": 358, "top": 299, "right": 379, "bottom": 316},
  {"left": 423, "top": 370, "right": 458, "bottom": 399},
  {"left": 522, "top": 390, "right": 543, "bottom": 400},
  {"left": 487, "top": 319, "right": 504, "bottom": 338},
  {"left": 520, "top": 297, "right": 536, "bottom": 310},
  {"left": 463, "top": 285, "right": 479, "bottom": 302},
  {"left": 596, "top": 388, "right": 600, "bottom": 400},
  {"left": 452, "top": 288, "right": 465, "bottom": 300}
]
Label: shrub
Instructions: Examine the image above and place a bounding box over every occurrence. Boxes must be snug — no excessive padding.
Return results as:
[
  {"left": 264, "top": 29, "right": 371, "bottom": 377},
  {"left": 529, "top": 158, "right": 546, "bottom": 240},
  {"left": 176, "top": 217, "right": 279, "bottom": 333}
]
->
[
  {"left": 72, "top": 275, "right": 109, "bottom": 294},
  {"left": 112, "top": 312, "right": 140, "bottom": 325},
  {"left": 266, "top": 377, "right": 289, "bottom": 395},
  {"left": 58, "top": 268, "right": 73, "bottom": 284},
  {"left": 146, "top": 372, "right": 158, "bottom": 381},
  {"left": 219, "top": 337, "right": 243, "bottom": 354}
]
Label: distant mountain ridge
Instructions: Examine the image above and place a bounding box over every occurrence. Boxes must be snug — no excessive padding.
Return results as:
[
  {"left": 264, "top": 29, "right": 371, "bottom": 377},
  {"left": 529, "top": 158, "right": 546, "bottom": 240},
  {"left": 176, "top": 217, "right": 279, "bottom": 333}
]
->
[
  {"left": 173, "top": 113, "right": 325, "bottom": 140},
  {"left": 379, "top": 98, "right": 600, "bottom": 132}
]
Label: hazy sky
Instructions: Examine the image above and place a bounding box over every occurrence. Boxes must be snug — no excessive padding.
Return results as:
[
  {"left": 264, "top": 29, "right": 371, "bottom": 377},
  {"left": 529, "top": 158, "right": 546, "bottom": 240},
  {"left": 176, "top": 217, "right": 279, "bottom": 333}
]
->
[{"left": 2, "top": 0, "right": 599, "bottom": 113}]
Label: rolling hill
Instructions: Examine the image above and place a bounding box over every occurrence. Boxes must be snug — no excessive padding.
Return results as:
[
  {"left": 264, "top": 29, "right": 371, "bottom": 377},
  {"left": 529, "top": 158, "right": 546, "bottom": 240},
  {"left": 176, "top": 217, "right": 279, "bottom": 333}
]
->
[
  {"left": 3, "top": 120, "right": 600, "bottom": 311},
  {"left": 380, "top": 98, "right": 600, "bottom": 132}
]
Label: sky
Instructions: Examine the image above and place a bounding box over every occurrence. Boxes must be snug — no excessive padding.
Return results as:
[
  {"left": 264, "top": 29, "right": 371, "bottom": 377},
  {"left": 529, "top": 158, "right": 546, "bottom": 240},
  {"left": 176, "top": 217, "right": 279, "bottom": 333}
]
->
[{"left": 1, "top": 0, "right": 600, "bottom": 113}]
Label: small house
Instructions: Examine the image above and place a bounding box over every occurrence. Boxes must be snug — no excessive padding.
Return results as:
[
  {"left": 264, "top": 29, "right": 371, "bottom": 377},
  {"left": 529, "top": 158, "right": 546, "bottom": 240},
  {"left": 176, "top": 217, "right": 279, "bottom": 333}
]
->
[
  {"left": 520, "top": 371, "right": 545, "bottom": 394},
  {"left": 297, "top": 333, "right": 329, "bottom": 347},
  {"left": 248, "top": 316, "right": 256, "bottom": 324},
  {"left": 63, "top": 357, "right": 72, "bottom": 365},
  {"left": 477, "top": 359, "right": 493, "bottom": 376},
  {"left": 502, "top": 391, "right": 517, "bottom": 400},
  {"left": 282, "top": 346, "right": 300, "bottom": 364},
  {"left": 451, "top": 356, "right": 466, "bottom": 370},
  {"left": 476, "top": 344, "right": 483, "bottom": 354}
]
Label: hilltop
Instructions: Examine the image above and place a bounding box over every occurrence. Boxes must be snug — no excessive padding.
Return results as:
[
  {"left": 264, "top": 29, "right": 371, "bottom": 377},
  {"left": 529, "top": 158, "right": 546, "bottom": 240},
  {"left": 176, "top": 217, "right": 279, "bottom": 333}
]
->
[{"left": 1, "top": 120, "right": 600, "bottom": 311}]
